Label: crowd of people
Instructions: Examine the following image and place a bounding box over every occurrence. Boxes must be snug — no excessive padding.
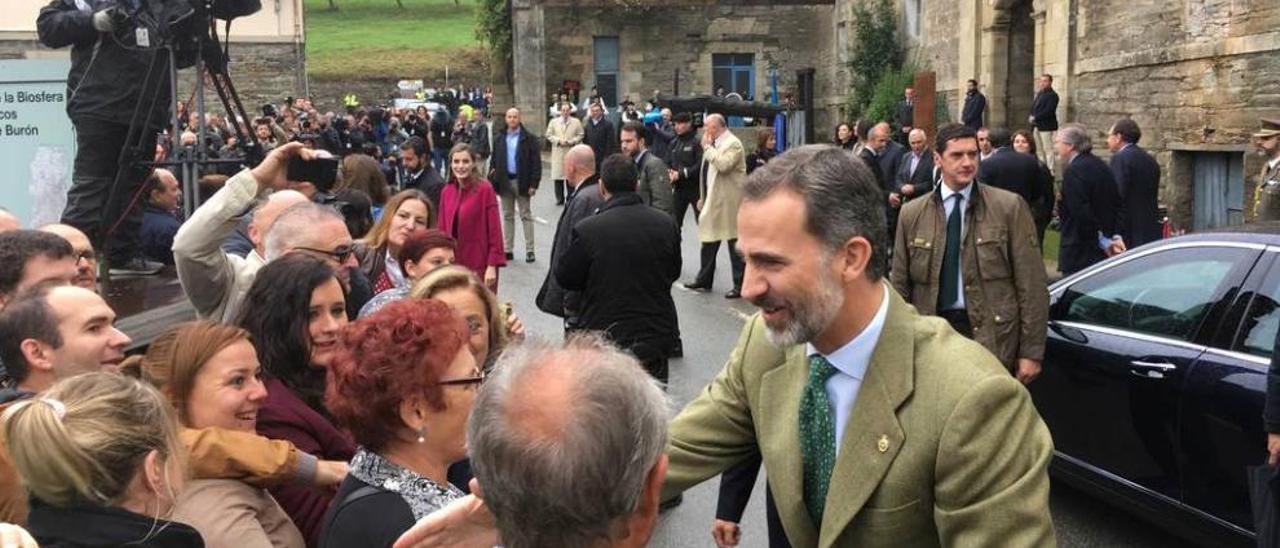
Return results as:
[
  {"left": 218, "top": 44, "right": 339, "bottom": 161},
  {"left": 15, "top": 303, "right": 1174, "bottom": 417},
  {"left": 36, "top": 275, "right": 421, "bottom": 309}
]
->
[{"left": 6, "top": 63, "right": 1280, "bottom": 548}]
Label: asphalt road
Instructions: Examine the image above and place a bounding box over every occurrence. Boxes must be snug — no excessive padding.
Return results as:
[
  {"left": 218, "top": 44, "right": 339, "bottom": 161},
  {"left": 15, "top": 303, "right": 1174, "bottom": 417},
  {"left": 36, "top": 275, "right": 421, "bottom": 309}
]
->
[{"left": 491, "top": 178, "right": 1197, "bottom": 548}]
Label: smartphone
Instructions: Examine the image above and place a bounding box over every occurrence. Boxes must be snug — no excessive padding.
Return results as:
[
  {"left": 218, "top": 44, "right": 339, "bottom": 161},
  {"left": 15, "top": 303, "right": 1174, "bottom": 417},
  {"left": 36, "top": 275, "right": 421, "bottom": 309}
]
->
[{"left": 287, "top": 155, "right": 339, "bottom": 189}]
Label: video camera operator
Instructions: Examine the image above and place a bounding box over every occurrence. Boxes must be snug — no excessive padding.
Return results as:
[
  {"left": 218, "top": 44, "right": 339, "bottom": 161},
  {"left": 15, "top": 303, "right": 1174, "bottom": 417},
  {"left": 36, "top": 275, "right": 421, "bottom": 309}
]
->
[{"left": 37, "top": 0, "right": 170, "bottom": 275}]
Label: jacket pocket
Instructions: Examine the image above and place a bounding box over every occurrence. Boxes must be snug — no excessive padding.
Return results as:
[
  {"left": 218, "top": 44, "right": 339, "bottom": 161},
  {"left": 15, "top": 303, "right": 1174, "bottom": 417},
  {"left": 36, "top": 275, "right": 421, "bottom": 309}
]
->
[
  {"left": 858, "top": 498, "right": 923, "bottom": 531},
  {"left": 974, "top": 230, "right": 1011, "bottom": 280},
  {"left": 908, "top": 239, "right": 934, "bottom": 285}
]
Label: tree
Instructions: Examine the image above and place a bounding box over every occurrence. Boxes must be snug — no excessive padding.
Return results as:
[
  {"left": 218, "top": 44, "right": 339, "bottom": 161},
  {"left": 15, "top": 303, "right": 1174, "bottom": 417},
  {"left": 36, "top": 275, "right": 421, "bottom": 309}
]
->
[{"left": 846, "top": 0, "right": 904, "bottom": 121}]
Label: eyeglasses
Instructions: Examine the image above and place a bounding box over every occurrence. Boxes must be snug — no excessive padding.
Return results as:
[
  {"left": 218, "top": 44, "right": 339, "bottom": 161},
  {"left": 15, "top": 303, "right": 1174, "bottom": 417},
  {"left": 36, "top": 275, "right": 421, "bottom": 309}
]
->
[
  {"left": 439, "top": 368, "right": 486, "bottom": 387},
  {"left": 74, "top": 250, "right": 96, "bottom": 264},
  {"left": 295, "top": 244, "right": 354, "bottom": 264}
]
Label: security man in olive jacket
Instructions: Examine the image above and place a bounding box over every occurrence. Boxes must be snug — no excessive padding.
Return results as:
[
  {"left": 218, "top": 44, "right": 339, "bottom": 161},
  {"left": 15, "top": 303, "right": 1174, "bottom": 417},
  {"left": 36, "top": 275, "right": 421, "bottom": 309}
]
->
[
  {"left": 891, "top": 124, "right": 1048, "bottom": 383},
  {"left": 1252, "top": 118, "right": 1280, "bottom": 222}
]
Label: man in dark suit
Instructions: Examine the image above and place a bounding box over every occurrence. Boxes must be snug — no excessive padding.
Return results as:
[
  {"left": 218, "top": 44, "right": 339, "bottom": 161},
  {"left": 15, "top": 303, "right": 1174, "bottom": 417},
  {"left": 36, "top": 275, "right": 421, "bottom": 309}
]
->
[
  {"left": 962, "top": 79, "right": 986, "bottom": 130},
  {"left": 888, "top": 128, "right": 935, "bottom": 241},
  {"left": 858, "top": 123, "right": 888, "bottom": 190},
  {"left": 1055, "top": 123, "right": 1124, "bottom": 275},
  {"left": 489, "top": 107, "right": 542, "bottom": 263},
  {"left": 555, "top": 153, "right": 681, "bottom": 385},
  {"left": 876, "top": 122, "right": 907, "bottom": 190},
  {"left": 1107, "top": 118, "right": 1162, "bottom": 248},
  {"left": 1030, "top": 74, "right": 1060, "bottom": 175},
  {"left": 979, "top": 128, "right": 1055, "bottom": 244},
  {"left": 665, "top": 112, "right": 703, "bottom": 228},
  {"left": 977, "top": 128, "right": 1044, "bottom": 208},
  {"left": 400, "top": 136, "right": 445, "bottom": 206},
  {"left": 895, "top": 87, "right": 916, "bottom": 142},
  {"left": 583, "top": 102, "right": 618, "bottom": 173},
  {"left": 537, "top": 145, "right": 605, "bottom": 330}
]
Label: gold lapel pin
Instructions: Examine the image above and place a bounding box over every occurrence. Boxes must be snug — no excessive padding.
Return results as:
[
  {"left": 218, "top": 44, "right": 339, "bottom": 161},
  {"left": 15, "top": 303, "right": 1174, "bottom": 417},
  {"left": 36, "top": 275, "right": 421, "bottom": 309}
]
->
[{"left": 877, "top": 435, "right": 890, "bottom": 453}]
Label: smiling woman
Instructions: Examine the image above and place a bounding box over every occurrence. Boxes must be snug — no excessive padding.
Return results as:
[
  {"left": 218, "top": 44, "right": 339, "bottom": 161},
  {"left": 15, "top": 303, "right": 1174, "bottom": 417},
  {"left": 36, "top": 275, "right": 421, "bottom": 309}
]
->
[
  {"left": 134, "top": 322, "right": 305, "bottom": 548},
  {"left": 235, "top": 254, "right": 357, "bottom": 546}
]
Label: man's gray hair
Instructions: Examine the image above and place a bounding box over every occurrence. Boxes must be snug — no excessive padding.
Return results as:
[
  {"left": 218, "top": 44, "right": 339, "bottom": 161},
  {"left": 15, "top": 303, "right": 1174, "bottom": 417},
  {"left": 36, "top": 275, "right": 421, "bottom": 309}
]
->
[
  {"left": 1057, "top": 123, "right": 1092, "bottom": 154},
  {"left": 743, "top": 145, "right": 888, "bottom": 280},
  {"left": 704, "top": 113, "right": 726, "bottom": 129},
  {"left": 468, "top": 336, "right": 670, "bottom": 548},
  {"left": 263, "top": 202, "right": 344, "bottom": 260}
]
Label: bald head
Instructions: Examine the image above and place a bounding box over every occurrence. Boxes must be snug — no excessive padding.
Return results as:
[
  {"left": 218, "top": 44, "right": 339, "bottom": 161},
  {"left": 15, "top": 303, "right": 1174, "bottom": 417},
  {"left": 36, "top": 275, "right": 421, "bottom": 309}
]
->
[
  {"left": 564, "top": 144, "right": 596, "bottom": 186},
  {"left": 470, "top": 337, "right": 670, "bottom": 548},
  {"left": 38, "top": 224, "right": 96, "bottom": 291},
  {"left": 249, "top": 190, "right": 309, "bottom": 255},
  {"left": 0, "top": 209, "right": 19, "bottom": 233}
]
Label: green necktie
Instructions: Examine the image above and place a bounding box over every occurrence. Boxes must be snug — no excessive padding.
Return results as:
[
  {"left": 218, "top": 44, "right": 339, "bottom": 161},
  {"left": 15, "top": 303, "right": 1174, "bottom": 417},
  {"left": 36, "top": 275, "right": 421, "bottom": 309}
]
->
[
  {"left": 938, "top": 193, "right": 964, "bottom": 310},
  {"left": 799, "top": 354, "right": 838, "bottom": 526}
]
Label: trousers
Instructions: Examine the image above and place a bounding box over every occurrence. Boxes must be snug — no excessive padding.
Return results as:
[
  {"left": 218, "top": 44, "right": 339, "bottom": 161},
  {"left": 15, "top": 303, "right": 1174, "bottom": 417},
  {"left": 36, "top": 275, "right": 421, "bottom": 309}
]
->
[
  {"left": 500, "top": 184, "right": 534, "bottom": 253},
  {"left": 696, "top": 239, "right": 744, "bottom": 290},
  {"left": 64, "top": 117, "right": 157, "bottom": 262},
  {"left": 1035, "top": 130, "right": 1056, "bottom": 176}
]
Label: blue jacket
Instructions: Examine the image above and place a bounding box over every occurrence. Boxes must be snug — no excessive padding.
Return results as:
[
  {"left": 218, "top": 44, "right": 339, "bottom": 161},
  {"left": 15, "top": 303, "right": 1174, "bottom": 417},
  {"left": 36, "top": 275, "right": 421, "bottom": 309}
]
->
[{"left": 141, "top": 204, "right": 182, "bottom": 265}]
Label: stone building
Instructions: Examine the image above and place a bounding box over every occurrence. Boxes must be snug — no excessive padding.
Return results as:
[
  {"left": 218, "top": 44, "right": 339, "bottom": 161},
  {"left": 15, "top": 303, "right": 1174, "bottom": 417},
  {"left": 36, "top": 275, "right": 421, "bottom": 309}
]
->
[
  {"left": 1, "top": 0, "right": 308, "bottom": 113},
  {"left": 512, "top": 0, "right": 1280, "bottom": 230},
  {"left": 509, "top": 0, "right": 848, "bottom": 135},
  {"left": 910, "top": 0, "right": 1280, "bottom": 230}
]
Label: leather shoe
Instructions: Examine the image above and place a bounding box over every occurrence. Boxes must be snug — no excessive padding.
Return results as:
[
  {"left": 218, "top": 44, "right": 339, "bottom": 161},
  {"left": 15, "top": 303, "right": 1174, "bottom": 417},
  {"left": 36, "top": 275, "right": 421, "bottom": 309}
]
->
[
  {"left": 505, "top": 252, "right": 514, "bottom": 261},
  {"left": 682, "top": 281, "right": 710, "bottom": 292},
  {"left": 526, "top": 252, "right": 536, "bottom": 263},
  {"left": 724, "top": 288, "right": 742, "bottom": 299}
]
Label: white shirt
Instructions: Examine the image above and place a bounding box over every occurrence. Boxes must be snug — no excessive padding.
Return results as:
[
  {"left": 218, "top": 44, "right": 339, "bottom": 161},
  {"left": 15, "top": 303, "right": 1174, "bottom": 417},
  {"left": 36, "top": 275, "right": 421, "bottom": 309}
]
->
[
  {"left": 384, "top": 250, "right": 407, "bottom": 289},
  {"left": 938, "top": 182, "right": 974, "bottom": 311},
  {"left": 805, "top": 284, "right": 891, "bottom": 453},
  {"left": 908, "top": 152, "right": 922, "bottom": 178}
]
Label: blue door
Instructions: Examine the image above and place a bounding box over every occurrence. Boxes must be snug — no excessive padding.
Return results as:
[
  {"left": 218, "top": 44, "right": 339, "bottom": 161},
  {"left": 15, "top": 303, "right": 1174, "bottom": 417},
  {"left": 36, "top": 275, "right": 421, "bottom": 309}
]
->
[{"left": 712, "top": 53, "right": 754, "bottom": 127}]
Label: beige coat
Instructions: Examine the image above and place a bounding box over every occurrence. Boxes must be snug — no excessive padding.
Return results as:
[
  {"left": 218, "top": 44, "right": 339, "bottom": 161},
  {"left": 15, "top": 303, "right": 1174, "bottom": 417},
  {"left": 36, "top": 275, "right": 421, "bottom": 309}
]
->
[
  {"left": 545, "top": 115, "right": 585, "bottom": 181},
  {"left": 173, "top": 168, "right": 268, "bottom": 323},
  {"left": 698, "top": 130, "right": 746, "bottom": 243},
  {"left": 663, "top": 289, "right": 1055, "bottom": 548},
  {"left": 173, "top": 479, "right": 305, "bottom": 548}
]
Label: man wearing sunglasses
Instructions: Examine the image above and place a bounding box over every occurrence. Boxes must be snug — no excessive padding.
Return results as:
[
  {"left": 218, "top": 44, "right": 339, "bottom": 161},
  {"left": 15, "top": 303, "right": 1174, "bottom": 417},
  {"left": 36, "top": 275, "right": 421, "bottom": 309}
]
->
[{"left": 175, "top": 142, "right": 365, "bottom": 323}]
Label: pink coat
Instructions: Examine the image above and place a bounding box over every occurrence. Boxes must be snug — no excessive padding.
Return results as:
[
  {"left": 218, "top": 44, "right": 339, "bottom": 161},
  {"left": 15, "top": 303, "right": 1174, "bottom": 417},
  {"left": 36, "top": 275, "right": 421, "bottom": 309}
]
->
[{"left": 439, "top": 178, "right": 507, "bottom": 289}]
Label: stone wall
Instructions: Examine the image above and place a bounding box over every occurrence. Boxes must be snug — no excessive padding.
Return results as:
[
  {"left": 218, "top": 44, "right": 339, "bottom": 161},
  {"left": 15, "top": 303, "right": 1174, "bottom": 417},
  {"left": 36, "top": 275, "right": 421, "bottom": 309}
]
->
[{"left": 518, "top": 1, "right": 840, "bottom": 132}]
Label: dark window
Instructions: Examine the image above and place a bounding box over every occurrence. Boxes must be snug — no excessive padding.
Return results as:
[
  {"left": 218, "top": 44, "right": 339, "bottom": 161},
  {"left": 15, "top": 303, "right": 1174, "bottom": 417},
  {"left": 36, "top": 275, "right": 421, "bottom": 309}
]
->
[
  {"left": 593, "top": 37, "right": 620, "bottom": 105},
  {"left": 712, "top": 53, "right": 755, "bottom": 99},
  {"left": 1234, "top": 257, "right": 1280, "bottom": 359},
  {"left": 1059, "top": 246, "right": 1251, "bottom": 341}
]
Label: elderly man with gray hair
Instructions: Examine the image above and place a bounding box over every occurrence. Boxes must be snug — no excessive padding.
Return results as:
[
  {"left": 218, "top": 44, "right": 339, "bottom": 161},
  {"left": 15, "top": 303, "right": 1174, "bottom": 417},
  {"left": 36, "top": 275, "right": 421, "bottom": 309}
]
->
[
  {"left": 395, "top": 336, "right": 670, "bottom": 548},
  {"left": 174, "top": 142, "right": 361, "bottom": 322},
  {"left": 1053, "top": 122, "right": 1125, "bottom": 275}
]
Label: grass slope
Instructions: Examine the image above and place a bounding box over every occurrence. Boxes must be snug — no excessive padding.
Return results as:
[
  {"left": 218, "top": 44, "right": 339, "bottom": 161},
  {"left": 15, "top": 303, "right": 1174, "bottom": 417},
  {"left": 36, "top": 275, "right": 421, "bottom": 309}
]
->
[{"left": 305, "top": 0, "right": 486, "bottom": 79}]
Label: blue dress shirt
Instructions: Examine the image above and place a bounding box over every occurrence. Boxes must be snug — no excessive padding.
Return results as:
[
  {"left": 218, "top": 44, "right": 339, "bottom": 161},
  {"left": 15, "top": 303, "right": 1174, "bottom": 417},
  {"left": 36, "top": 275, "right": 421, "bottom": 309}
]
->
[
  {"left": 505, "top": 128, "right": 521, "bottom": 176},
  {"left": 806, "top": 283, "right": 891, "bottom": 453}
]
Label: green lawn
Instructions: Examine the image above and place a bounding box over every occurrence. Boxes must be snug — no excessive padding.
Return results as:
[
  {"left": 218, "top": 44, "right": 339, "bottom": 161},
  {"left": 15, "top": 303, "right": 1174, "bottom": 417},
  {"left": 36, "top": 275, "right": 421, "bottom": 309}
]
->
[{"left": 304, "top": 0, "right": 486, "bottom": 79}]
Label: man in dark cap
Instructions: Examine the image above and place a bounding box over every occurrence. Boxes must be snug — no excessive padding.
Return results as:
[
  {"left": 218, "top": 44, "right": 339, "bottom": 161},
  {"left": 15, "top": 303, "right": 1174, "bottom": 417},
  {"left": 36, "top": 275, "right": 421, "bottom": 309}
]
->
[
  {"left": 1253, "top": 118, "right": 1280, "bottom": 222},
  {"left": 665, "top": 112, "right": 704, "bottom": 228}
]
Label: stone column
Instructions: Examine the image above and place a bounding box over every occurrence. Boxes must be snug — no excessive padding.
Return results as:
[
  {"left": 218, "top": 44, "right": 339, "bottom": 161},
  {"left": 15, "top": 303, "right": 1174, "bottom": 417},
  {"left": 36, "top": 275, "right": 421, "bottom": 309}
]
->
[
  {"left": 511, "top": 0, "right": 547, "bottom": 132},
  {"left": 979, "top": 16, "right": 1011, "bottom": 129}
]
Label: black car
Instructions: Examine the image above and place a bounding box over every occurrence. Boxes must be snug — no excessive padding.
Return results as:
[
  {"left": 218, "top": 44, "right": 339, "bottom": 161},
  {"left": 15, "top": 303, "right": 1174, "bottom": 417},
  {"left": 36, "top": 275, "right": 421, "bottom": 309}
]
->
[{"left": 1031, "top": 226, "right": 1280, "bottom": 547}]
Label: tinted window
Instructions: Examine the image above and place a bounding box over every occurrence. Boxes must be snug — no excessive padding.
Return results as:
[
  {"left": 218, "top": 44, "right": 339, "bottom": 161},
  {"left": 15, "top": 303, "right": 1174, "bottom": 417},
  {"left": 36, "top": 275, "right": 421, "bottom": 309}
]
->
[
  {"left": 1059, "top": 246, "right": 1252, "bottom": 341},
  {"left": 1234, "top": 256, "right": 1280, "bottom": 359}
]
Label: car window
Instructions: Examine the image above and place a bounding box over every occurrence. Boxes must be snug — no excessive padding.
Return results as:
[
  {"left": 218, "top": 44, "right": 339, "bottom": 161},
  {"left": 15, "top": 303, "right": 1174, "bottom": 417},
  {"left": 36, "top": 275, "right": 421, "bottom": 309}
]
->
[
  {"left": 1059, "top": 247, "right": 1252, "bottom": 342},
  {"left": 1234, "top": 257, "right": 1280, "bottom": 359}
]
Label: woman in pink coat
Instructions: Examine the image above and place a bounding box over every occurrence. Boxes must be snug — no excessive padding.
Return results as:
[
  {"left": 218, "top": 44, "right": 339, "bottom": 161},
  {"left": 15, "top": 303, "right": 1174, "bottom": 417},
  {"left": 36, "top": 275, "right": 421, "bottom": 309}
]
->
[{"left": 438, "top": 143, "right": 507, "bottom": 291}]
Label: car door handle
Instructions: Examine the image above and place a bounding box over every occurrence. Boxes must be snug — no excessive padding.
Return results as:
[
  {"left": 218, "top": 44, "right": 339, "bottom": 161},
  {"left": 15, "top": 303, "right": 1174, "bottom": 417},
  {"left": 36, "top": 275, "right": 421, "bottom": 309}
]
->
[{"left": 1129, "top": 360, "right": 1176, "bottom": 379}]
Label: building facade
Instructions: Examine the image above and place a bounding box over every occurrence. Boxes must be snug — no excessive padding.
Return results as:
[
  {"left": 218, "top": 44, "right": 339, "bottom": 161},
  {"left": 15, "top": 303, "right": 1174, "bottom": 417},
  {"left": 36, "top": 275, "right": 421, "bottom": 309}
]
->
[{"left": 513, "top": 0, "right": 1280, "bottom": 230}]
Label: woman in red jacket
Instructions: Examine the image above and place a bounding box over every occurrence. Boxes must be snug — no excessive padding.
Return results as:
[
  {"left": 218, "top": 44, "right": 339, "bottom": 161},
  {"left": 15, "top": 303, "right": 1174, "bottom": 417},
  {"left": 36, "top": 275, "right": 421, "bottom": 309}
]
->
[{"left": 438, "top": 144, "right": 506, "bottom": 292}]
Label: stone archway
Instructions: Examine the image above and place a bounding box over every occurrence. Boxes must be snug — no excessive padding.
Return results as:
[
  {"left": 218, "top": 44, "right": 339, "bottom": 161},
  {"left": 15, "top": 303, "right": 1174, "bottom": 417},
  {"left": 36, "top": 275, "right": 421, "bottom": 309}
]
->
[{"left": 980, "top": 0, "right": 1041, "bottom": 130}]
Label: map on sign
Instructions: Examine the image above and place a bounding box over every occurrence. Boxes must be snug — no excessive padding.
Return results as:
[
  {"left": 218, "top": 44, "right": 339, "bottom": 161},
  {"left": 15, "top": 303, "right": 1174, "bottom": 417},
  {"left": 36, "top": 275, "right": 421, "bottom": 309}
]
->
[{"left": 0, "top": 59, "right": 75, "bottom": 227}]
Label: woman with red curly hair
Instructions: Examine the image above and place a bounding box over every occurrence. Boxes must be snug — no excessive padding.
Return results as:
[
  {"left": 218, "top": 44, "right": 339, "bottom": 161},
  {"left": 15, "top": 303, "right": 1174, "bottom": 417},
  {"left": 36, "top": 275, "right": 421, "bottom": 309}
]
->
[{"left": 320, "top": 299, "right": 479, "bottom": 546}]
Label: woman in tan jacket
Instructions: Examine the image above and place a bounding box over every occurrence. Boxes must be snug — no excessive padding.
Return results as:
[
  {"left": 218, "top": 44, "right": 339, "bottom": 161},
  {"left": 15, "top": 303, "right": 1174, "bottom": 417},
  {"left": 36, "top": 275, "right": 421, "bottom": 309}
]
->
[{"left": 135, "top": 321, "right": 306, "bottom": 548}]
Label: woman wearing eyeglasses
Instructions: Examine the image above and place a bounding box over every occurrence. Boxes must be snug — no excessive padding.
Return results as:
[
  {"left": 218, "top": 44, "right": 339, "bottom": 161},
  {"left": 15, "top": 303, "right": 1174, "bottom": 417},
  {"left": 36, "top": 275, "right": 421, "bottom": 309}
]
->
[
  {"left": 320, "top": 299, "right": 479, "bottom": 547},
  {"left": 236, "top": 254, "right": 357, "bottom": 547}
]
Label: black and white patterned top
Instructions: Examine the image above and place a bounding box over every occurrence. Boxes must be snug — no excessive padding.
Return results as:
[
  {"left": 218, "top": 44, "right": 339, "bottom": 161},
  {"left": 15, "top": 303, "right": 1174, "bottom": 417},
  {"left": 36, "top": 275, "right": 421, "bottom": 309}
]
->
[{"left": 348, "top": 447, "right": 465, "bottom": 520}]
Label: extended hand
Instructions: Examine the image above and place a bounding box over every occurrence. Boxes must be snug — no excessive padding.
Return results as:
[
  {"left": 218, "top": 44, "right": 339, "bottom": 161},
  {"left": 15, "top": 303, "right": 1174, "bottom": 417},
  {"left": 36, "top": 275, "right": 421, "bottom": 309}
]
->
[
  {"left": 506, "top": 311, "right": 526, "bottom": 342},
  {"left": 0, "top": 523, "right": 37, "bottom": 548},
  {"left": 1016, "top": 358, "right": 1041, "bottom": 384},
  {"left": 711, "top": 519, "right": 742, "bottom": 548},
  {"left": 393, "top": 486, "right": 498, "bottom": 548},
  {"left": 1268, "top": 433, "right": 1280, "bottom": 466}
]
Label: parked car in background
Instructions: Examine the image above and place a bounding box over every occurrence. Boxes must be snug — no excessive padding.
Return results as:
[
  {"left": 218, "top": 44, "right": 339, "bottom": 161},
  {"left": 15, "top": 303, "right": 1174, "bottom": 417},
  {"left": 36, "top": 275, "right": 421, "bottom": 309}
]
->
[{"left": 1032, "top": 225, "right": 1280, "bottom": 547}]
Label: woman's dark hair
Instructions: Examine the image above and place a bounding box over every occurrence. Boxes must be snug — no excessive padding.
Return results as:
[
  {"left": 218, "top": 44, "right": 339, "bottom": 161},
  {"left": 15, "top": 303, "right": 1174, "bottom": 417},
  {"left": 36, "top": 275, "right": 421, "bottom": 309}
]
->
[
  {"left": 337, "top": 154, "right": 391, "bottom": 206},
  {"left": 1013, "top": 129, "right": 1038, "bottom": 155},
  {"left": 833, "top": 123, "right": 854, "bottom": 147},
  {"left": 235, "top": 253, "right": 344, "bottom": 415},
  {"left": 755, "top": 127, "right": 775, "bottom": 150}
]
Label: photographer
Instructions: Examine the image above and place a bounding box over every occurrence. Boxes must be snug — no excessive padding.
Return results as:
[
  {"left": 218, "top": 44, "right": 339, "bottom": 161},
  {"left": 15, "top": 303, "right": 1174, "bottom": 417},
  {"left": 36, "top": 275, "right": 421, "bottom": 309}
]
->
[{"left": 38, "top": 0, "right": 170, "bottom": 275}]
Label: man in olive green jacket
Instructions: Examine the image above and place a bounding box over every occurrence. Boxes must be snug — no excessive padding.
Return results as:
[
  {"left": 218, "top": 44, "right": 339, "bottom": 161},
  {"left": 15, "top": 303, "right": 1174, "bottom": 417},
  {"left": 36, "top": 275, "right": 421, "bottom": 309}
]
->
[
  {"left": 891, "top": 124, "right": 1048, "bottom": 381},
  {"left": 662, "top": 145, "right": 1054, "bottom": 548}
]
